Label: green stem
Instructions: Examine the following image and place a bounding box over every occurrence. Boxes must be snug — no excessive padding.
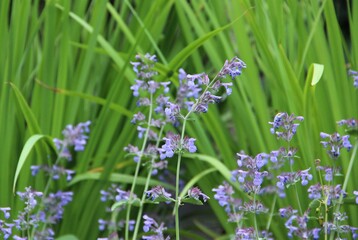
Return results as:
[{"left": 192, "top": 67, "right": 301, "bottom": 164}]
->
[
  {"left": 253, "top": 195, "right": 259, "bottom": 240},
  {"left": 30, "top": 154, "right": 62, "bottom": 239},
  {"left": 290, "top": 163, "right": 303, "bottom": 215},
  {"left": 265, "top": 194, "right": 277, "bottom": 232},
  {"left": 172, "top": 65, "right": 226, "bottom": 240},
  {"left": 174, "top": 153, "right": 182, "bottom": 240},
  {"left": 125, "top": 93, "right": 154, "bottom": 240},
  {"left": 132, "top": 126, "right": 164, "bottom": 240},
  {"left": 329, "top": 138, "right": 358, "bottom": 240}
]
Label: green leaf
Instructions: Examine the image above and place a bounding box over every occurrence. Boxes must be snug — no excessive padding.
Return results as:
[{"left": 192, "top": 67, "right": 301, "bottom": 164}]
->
[
  {"left": 309, "top": 63, "right": 324, "bottom": 86},
  {"left": 151, "top": 195, "right": 175, "bottom": 203},
  {"left": 167, "top": 16, "right": 241, "bottom": 71},
  {"left": 56, "top": 234, "right": 79, "bottom": 240},
  {"left": 181, "top": 197, "right": 204, "bottom": 205},
  {"left": 111, "top": 198, "right": 142, "bottom": 211},
  {"left": 36, "top": 80, "right": 133, "bottom": 117},
  {"left": 9, "top": 82, "right": 42, "bottom": 134},
  {"left": 179, "top": 167, "right": 216, "bottom": 199},
  {"left": 69, "top": 172, "right": 175, "bottom": 191},
  {"left": 13, "top": 134, "right": 54, "bottom": 193}
]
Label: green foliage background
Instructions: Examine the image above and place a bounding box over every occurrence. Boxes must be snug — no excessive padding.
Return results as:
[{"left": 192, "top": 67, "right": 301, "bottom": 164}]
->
[{"left": 1, "top": 0, "right": 357, "bottom": 239}]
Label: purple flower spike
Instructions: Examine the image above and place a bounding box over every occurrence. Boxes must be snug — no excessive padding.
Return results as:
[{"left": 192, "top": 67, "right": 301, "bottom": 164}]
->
[
  {"left": 142, "top": 215, "right": 169, "bottom": 240},
  {"left": 235, "top": 227, "right": 255, "bottom": 239},
  {"left": 54, "top": 121, "right": 91, "bottom": 160},
  {"left": 131, "top": 112, "right": 146, "bottom": 124},
  {"left": 320, "top": 132, "right": 352, "bottom": 159},
  {"left": 143, "top": 215, "right": 158, "bottom": 232},
  {"left": 212, "top": 182, "right": 234, "bottom": 212},
  {"left": 218, "top": 57, "right": 247, "bottom": 80},
  {"left": 165, "top": 102, "right": 181, "bottom": 121},
  {"left": 17, "top": 187, "right": 43, "bottom": 212},
  {"left": 269, "top": 112, "right": 304, "bottom": 141}
]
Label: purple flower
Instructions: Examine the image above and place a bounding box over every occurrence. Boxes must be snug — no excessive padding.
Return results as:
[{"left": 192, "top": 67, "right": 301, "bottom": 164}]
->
[
  {"left": 279, "top": 206, "right": 298, "bottom": 218},
  {"left": 17, "top": 187, "right": 43, "bottom": 212},
  {"left": 322, "top": 184, "right": 347, "bottom": 205},
  {"left": 212, "top": 182, "right": 235, "bottom": 212},
  {"left": 0, "top": 207, "right": 11, "bottom": 219},
  {"left": 221, "top": 82, "right": 233, "bottom": 95},
  {"left": 184, "top": 137, "right": 197, "bottom": 153},
  {"left": 0, "top": 223, "right": 13, "bottom": 239},
  {"left": 308, "top": 184, "right": 322, "bottom": 199},
  {"left": 269, "top": 113, "right": 304, "bottom": 141},
  {"left": 147, "top": 81, "right": 160, "bottom": 94},
  {"left": 142, "top": 215, "right": 169, "bottom": 240},
  {"left": 194, "top": 91, "right": 221, "bottom": 113},
  {"left": 53, "top": 121, "right": 91, "bottom": 160},
  {"left": 277, "top": 169, "right": 312, "bottom": 190},
  {"left": 253, "top": 171, "right": 268, "bottom": 186},
  {"left": 145, "top": 186, "right": 172, "bottom": 201},
  {"left": 348, "top": 69, "right": 358, "bottom": 88},
  {"left": 30, "top": 165, "right": 75, "bottom": 182},
  {"left": 131, "top": 53, "right": 157, "bottom": 81},
  {"left": 218, "top": 57, "right": 246, "bottom": 79},
  {"left": 311, "top": 228, "right": 321, "bottom": 240},
  {"left": 115, "top": 189, "right": 131, "bottom": 202},
  {"left": 159, "top": 137, "right": 175, "bottom": 159},
  {"left": 137, "top": 126, "right": 147, "bottom": 139},
  {"left": 337, "top": 118, "right": 357, "bottom": 129},
  {"left": 320, "top": 132, "right": 352, "bottom": 159},
  {"left": 131, "top": 112, "right": 146, "bottom": 124},
  {"left": 98, "top": 219, "right": 107, "bottom": 231},
  {"left": 155, "top": 95, "right": 170, "bottom": 114},
  {"left": 43, "top": 191, "right": 73, "bottom": 223},
  {"left": 131, "top": 80, "right": 145, "bottom": 97},
  {"left": 164, "top": 102, "right": 181, "bottom": 121},
  {"left": 354, "top": 191, "right": 358, "bottom": 204},
  {"left": 268, "top": 147, "right": 297, "bottom": 168},
  {"left": 160, "top": 82, "right": 171, "bottom": 93},
  {"left": 239, "top": 200, "right": 268, "bottom": 214},
  {"left": 231, "top": 169, "right": 248, "bottom": 183},
  {"left": 158, "top": 133, "right": 197, "bottom": 159},
  {"left": 187, "top": 187, "right": 209, "bottom": 202},
  {"left": 235, "top": 227, "right": 255, "bottom": 239},
  {"left": 30, "top": 165, "right": 41, "bottom": 176},
  {"left": 124, "top": 144, "right": 140, "bottom": 162},
  {"left": 299, "top": 169, "right": 313, "bottom": 185},
  {"left": 13, "top": 236, "right": 27, "bottom": 240}
]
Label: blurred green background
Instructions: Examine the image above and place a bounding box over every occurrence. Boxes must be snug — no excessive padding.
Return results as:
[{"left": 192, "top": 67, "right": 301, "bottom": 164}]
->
[{"left": 1, "top": 0, "right": 357, "bottom": 239}]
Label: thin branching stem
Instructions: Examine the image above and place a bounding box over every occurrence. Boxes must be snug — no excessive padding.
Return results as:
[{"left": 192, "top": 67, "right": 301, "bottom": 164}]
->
[{"left": 125, "top": 93, "right": 154, "bottom": 240}]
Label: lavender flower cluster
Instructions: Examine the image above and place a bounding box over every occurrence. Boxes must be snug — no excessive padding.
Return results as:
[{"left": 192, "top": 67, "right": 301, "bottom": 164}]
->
[
  {"left": 117, "top": 53, "right": 246, "bottom": 239},
  {"left": 213, "top": 111, "right": 358, "bottom": 239},
  {"left": 142, "top": 215, "right": 170, "bottom": 240},
  {"left": 98, "top": 184, "right": 136, "bottom": 236},
  {"left": 0, "top": 121, "right": 90, "bottom": 239}
]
